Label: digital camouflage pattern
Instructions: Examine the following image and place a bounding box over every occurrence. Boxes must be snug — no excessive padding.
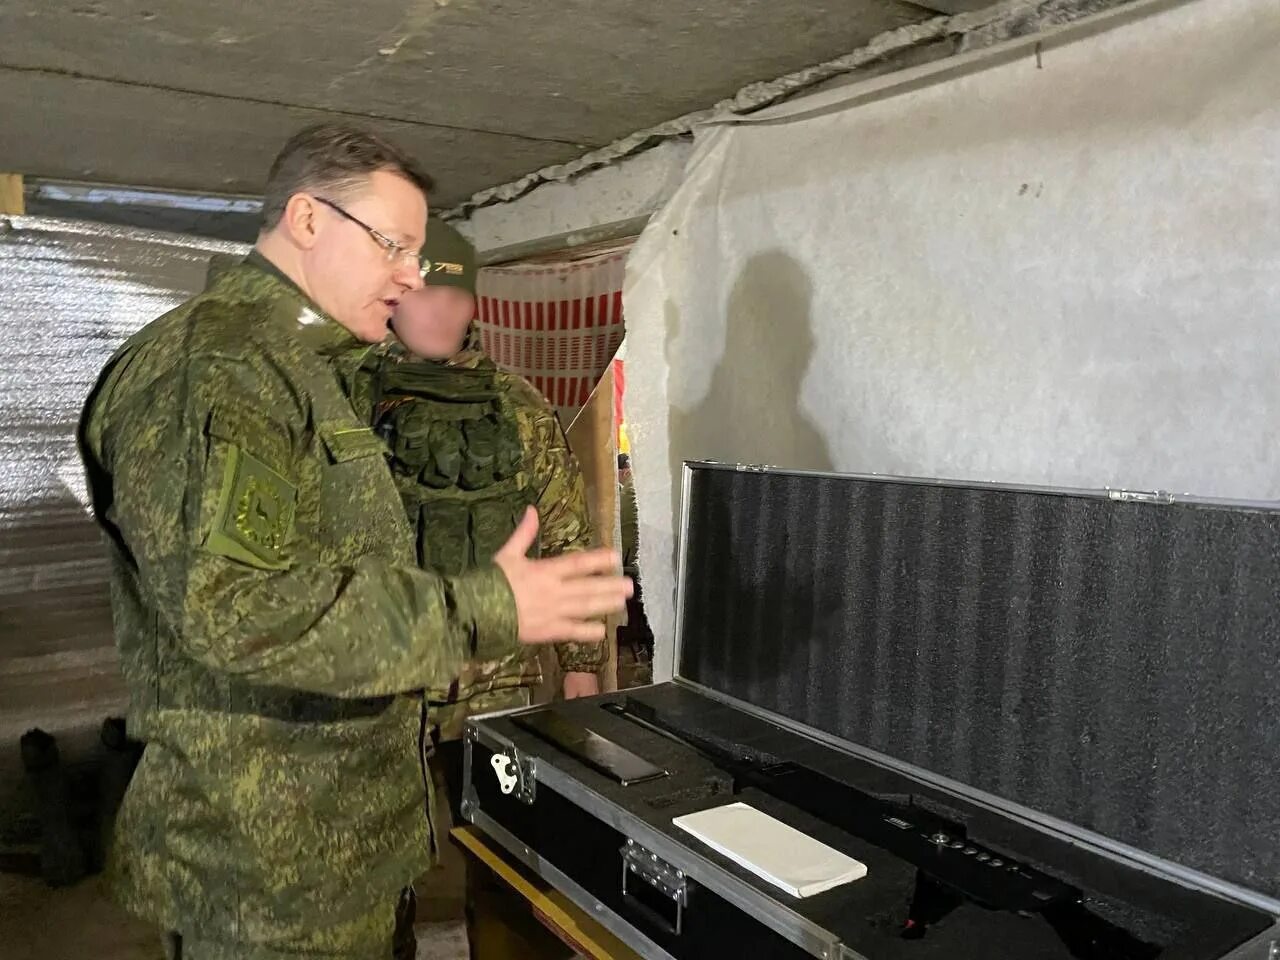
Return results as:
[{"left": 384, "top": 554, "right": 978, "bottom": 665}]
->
[
  {"left": 366, "top": 328, "right": 604, "bottom": 742},
  {"left": 430, "top": 687, "right": 531, "bottom": 746},
  {"left": 78, "top": 253, "right": 520, "bottom": 959},
  {"left": 161, "top": 861, "right": 399, "bottom": 960}
]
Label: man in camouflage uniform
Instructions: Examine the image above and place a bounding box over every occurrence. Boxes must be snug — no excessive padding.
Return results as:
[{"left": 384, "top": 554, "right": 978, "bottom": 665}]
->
[
  {"left": 368, "top": 219, "right": 604, "bottom": 826},
  {"left": 77, "top": 124, "right": 629, "bottom": 960}
]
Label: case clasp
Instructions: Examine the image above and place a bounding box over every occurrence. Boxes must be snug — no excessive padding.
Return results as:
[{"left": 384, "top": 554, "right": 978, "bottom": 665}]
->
[{"left": 490, "top": 748, "right": 537, "bottom": 805}]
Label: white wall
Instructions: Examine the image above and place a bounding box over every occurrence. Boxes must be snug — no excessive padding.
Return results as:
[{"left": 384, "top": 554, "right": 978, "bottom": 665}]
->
[
  {"left": 456, "top": 139, "right": 693, "bottom": 254},
  {"left": 621, "top": 0, "right": 1280, "bottom": 675},
  {"left": 449, "top": 0, "right": 1144, "bottom": 256}
]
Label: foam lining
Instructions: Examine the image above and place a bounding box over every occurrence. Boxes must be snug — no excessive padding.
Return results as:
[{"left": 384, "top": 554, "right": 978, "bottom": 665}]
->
[
  {"left": 676, "top": 466, "right": 1280, "bottom": 900},
  {"left": 483, "top": 685, "right": 1267, "bottom": 958}
]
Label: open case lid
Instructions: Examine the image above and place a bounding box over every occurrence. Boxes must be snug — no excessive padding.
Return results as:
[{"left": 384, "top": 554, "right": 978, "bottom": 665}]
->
[{"left": 671, "top": 462, "right": 1280, "bottom": 906}]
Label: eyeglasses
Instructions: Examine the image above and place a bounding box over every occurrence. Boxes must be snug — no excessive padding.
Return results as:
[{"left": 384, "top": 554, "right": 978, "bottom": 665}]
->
[{"left": 314, "top": 197, "right": 420, "bottom": 265}]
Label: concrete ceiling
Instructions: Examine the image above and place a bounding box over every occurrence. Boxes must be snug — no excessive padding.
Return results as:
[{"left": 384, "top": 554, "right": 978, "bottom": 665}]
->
[{"left": 1, "top": 0, "right": 993, "bottom": 208}]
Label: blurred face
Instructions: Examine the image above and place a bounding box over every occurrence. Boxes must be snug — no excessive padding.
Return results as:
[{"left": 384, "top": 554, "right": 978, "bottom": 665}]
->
[
  {"left": 293, "top": 169, "right": 427, "bottom": 342},
  {"left": 392, "top": 285, "right": 477, "bottom": 360}
]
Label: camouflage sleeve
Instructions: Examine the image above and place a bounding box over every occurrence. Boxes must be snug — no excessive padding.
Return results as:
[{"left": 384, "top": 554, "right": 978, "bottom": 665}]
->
[
  {"left": 97, "top": 355, "right": 518, "bottom": 698},
  {"left": 515, "top": 382, "right": 606, "bottom": 673}
]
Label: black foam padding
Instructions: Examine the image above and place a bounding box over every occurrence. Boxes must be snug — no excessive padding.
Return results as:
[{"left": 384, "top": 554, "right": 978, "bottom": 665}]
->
[
  {"left": 482, "top": 686, "right": 1268, "bottom": 959},
  {"left": 676, "top": 467, "right": 1280, "bottom": 900}
]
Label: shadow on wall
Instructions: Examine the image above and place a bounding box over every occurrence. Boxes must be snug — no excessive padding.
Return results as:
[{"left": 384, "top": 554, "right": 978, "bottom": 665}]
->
[{"left": 666, "top": 249, "right": 836, "bottom": 536}]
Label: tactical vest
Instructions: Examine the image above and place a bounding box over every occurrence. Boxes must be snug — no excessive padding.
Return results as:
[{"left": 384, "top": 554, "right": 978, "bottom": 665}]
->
[{"left": 373, "top": 359, "right": 535, "bottom": 576}]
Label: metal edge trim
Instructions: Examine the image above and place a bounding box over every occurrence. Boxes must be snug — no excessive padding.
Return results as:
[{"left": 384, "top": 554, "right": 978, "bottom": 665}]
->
[
  {"left": 469, "top": 808, "right": 676, "bottom": 960},
  {"left": 673, "top": 676, "right": 1280, "bottom": 919},
  {"left": 662, "top": 461, "right": 696, "bottom": 683},
  {"left": 461, "top": 732, "right": 477, "bottom": 817},
  {"left": 469, "top": 723, "right": 512, "bottom": 757},
  {"left": 468, "top": 720, "right": 843, "bottom": 958},
  {"left": 467, "top": 701, "right": 538, "bottom": 723},
  {"left": 676, "top": 460, "right": 1280, "bottom": 510}
]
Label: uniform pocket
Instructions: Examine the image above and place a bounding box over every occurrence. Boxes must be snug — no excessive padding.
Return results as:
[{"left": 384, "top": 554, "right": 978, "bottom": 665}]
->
[
  {"left": 207, "top": 403, "right": 293, "bottom": 474},
  {"left": 313, "top": 421, "right": 405, "bottom": 558},
  {"left": 316, "top": 421, "right": 387, "bottom": 463}
]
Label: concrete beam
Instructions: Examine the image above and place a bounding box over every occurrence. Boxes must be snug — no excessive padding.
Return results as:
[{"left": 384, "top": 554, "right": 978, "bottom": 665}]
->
[
  {"left": 464, "top": 139, "right": 694, "bottom": 256},
  {"left": 904, "top": 0, "right": 1000, "bottom": 12},
  {"left": 0, "top": 69, "right": 581, "bottom": 207},
  {"left": 452, "top": 0, "right": 1140, "bottom": 239},
  {"left": 0, "top": 0, "right": 952, "bottom": 199}
]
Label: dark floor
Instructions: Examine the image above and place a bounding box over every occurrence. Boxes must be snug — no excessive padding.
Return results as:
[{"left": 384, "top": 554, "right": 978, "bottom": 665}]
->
[
  {"left": 0, "top": 764, "right": 470, "bottom": 960},
  {"left": 0, "top": 644, "right": 656, "bottom": 960}
]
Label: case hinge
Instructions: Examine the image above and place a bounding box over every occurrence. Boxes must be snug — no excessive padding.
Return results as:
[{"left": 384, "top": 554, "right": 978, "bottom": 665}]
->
[
  {"left": 621, "top": 839, "right": 688, "bottom": 934},
  {"left": 489, "top": 748, "right": 537, "bottom": 805},
  {"left": 1106, "top": 488, "right": 1174, "bottom": 504}
]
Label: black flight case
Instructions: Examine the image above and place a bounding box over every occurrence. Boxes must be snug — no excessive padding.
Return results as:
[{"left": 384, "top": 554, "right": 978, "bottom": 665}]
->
[{"left": 464, "top": 462, "right": 1280, "bottom": 960}]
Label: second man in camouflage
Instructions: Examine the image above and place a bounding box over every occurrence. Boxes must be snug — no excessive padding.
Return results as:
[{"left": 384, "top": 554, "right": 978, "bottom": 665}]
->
[{"left": 364, "top": 218, "right": 605, "bottom": 823}]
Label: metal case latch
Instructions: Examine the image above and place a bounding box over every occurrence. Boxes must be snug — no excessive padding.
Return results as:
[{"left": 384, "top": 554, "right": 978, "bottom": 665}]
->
[
  {"left": 489, "top": 748, "right": 536, "bottom": 805},
  {"left": 621, "top": 839, "right": 689, "bottom": 935}
]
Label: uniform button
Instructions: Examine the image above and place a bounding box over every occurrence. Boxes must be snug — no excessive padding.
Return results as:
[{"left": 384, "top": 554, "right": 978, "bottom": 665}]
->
[
  {"left": 989, "top": 859, "right": 1004, "bottom": 867},
  {"left": 976, "top": 852, "right": 991, "bottom": 862},
  {"left": 963, "top": 847, "right": 977, "bottom": 855}
]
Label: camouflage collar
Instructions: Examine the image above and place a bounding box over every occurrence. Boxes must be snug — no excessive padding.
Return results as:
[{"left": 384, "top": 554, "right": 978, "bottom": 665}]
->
[
  {"left": 447, "top": 323, "right": 492, "bottom": 370},
  {"left": 224, "top": 251, "right": 367, "bottom": 358},
  {"left": 385, "top": 321, "right": 494, "bottom": 371}
]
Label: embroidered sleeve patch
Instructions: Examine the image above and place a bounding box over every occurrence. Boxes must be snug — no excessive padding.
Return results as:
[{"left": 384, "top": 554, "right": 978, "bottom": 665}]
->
[{"left": 205, "top": 442, "right": 297, "bottom": 570}]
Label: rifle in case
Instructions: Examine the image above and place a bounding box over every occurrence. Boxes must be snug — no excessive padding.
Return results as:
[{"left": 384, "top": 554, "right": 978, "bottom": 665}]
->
[{"left": 465, "top": 463, "right": 1280, "bottom": 960}]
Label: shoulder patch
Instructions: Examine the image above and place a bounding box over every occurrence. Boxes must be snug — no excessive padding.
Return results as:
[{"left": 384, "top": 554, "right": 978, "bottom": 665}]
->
[{"left": 205, "top": 442, "right": 297, "bottom": 570}]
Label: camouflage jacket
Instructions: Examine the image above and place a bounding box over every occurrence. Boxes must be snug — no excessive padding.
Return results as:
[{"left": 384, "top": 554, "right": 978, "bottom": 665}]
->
[
  {"left": 77, "top": 253, "right": 519, "bottom": 947},
  {"left": 365, "top": 336, "right": 605, "bottom": 710}
]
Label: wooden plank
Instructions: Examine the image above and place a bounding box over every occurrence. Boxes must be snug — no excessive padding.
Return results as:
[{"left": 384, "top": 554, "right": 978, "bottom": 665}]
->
[
  {"left": 566, "top": 364, "right": 620, "bottom": 691},
  {"left": 0, "top": 174, "right": 23, "bottom": 215},
  {"left": 453, "top": 825, "right": 642, "bottom": 960}
]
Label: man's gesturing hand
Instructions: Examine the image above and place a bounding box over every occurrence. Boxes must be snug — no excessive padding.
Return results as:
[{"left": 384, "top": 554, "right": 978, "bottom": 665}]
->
[{"left": 494, "top": 507, "right": 633, "bottom": 645}]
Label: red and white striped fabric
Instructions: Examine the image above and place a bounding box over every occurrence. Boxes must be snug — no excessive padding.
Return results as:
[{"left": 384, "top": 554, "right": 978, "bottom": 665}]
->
[{"left": 476, "top": 251, "right": 626, "bottom": 428}]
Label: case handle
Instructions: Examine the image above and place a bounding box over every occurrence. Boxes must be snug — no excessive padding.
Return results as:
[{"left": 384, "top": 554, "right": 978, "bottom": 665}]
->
[{"left": 620, "top": 839, "right": 688, "bottom": 936}]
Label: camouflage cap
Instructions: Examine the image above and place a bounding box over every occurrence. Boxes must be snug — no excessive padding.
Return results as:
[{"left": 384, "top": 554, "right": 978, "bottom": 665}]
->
[{"left": 419, "top": 218, "right": 477, "bottom": 296}]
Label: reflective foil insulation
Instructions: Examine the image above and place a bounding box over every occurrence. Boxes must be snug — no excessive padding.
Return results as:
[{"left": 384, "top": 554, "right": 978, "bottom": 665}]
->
[{"left": 0, "top": 216, "right": 245, "bottom": 762}]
